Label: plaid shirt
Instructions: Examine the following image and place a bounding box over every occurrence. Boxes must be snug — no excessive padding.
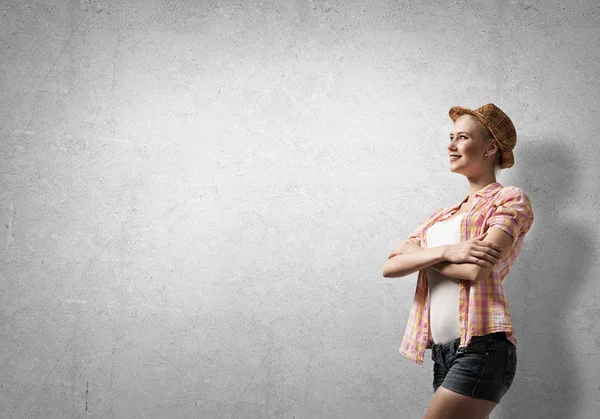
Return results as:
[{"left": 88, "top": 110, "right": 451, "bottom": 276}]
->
[{"left": 398, "top": 182, "right": 534, "bottom": 364}]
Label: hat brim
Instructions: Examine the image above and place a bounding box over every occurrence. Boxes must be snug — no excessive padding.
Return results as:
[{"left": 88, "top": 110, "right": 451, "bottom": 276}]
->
[{"left": 448, "top": 106, "right": 514, "bottom": 169}]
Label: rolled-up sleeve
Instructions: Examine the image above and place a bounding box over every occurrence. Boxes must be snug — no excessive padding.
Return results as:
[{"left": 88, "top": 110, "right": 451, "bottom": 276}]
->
[{"left": 487, "top": 187, "right": 534, "bottom": 242}]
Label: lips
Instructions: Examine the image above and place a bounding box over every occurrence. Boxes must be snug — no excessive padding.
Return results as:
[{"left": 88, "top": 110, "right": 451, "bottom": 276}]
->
[{"left": 450, "top": 155, "right": 461, "bottom": 161}]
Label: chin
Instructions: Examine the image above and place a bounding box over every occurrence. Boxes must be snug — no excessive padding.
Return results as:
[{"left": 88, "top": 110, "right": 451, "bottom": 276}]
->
[{"left": 449, "top": 166, "right": 465, "bottom": 175}]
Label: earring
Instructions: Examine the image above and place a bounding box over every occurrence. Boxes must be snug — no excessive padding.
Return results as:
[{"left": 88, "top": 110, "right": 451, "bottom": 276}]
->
[{"left": 484, "top": 153, "right": 488, "bottom": 159}]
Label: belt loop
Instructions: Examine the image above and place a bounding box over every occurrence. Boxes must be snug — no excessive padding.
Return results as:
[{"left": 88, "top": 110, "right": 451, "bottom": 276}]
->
[{"left": 456, "top": 336, "right": 464, "bottom": 354}]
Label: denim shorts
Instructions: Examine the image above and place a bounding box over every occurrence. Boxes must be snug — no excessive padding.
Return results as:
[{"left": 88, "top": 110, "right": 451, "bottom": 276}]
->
[{"left": 431, "top": 332, "right": 517, "bottom": 404}]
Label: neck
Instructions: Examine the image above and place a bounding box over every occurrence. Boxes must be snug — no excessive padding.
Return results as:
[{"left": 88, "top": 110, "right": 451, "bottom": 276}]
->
[{"left": 466, "top": 173, "right": 497, "bottom": 202}]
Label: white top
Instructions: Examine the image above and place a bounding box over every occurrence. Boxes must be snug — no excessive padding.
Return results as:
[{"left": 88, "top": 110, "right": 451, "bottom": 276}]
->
[{"left": 425, "top": 213, "right": 465, "bottom": 344}]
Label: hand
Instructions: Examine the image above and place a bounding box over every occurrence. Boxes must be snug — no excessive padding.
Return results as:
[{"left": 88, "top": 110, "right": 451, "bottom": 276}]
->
[{"left": 443, "top": 232, "right": 503, "bottom": 267}]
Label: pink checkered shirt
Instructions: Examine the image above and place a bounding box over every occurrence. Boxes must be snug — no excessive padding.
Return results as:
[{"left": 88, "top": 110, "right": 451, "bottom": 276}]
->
[{"left": 398, "top": 182, "right": 534, "bottom": 364}]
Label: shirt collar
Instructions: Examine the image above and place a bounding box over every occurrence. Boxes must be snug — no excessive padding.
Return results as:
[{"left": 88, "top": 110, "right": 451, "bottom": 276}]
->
[
  {"left": 474, "top": 182, "right": 504, "bottom": 198},
  {"left": 447, "top": 182, "right": 504, "bottom": 212}
]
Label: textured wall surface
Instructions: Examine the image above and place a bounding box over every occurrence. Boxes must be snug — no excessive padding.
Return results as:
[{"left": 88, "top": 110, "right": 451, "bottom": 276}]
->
[{"left": 1, "top": 0, "right": 599, "bottom": 418}]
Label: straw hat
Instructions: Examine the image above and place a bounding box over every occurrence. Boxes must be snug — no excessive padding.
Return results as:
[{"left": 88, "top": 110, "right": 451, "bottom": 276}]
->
[{"left": 449, "top": 103, "right": 516, "bottom": 169}]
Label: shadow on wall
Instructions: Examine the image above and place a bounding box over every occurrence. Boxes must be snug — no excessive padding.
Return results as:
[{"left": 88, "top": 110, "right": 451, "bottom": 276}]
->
[{"left": 499, "top": 138, "right": 593, "bottom": 419}]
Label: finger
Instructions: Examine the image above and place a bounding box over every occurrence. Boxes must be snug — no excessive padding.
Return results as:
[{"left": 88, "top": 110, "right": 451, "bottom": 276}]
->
[
  {"left": 476, "top": 246, "right": 501, "bottom": 259},
  {"left": 473, "top": 250, "right": 498, "bottom": 265},
  {"left": 474, "top": 237, "right": 491, "bottom": 247},
  {"left": 483, "top": 253, "right": 499, "bottom": 264},
  {"left": 476, "top": 243, "right": 503, "bottom": 258},
  {"left": 480, "top": 240, "right": 502, "bottom": 252},
  {"left": 470, "top": 254, "right": 486, "bottom": 265},
  {"left": 490, "top": 249, "right": 502, "bottom": 259},
  {"left": 475, "top": 250, "right": 496, "bottom": 264},
  {"left": 485, "top": 245, "right": 503, "bottom": 259},
  {"left": 486, "top": 255, "right": 499, "bottom": 265},
  {"left": 472, "top": 257, "right": 490, "bottom": 268}
]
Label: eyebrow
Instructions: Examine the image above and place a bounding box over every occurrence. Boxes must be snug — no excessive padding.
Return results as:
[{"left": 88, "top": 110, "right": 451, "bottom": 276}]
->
[{"left": 449, "top": 131, "right": 470, "bottom": 136}]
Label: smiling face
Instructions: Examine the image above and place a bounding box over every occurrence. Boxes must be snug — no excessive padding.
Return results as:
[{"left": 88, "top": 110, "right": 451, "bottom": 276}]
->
[{"left": 448, "top": 114, "right": 499, "bottom": 177}]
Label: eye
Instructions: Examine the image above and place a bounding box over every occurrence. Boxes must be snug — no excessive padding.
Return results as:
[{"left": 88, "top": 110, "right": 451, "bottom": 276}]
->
[{"left": 460, "top": 135, "right": 467, "bottom": 139}]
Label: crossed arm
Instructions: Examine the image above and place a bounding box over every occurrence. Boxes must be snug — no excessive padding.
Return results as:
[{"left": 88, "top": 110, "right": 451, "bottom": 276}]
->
[{"left": 382, "top": 227, "right": 513, "bottom": 282}]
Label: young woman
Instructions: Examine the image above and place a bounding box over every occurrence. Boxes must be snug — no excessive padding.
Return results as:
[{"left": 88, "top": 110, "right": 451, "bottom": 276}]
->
[{"left": 382, "top": 104, "right": 534, "bottom": 419}]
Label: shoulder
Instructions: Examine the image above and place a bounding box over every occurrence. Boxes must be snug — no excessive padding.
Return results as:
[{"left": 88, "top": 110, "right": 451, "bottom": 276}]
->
[
  {"left": 488, "top": 185, "right": 535, "bottom": 225},
  {"left": 499, "top": 185, "right": 525, "bottom": 196},
  {"left": 495, "top": 185, "right": 532, "bottom": 205}
]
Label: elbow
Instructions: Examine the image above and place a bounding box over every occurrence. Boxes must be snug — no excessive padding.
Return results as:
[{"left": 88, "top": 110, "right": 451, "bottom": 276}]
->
[
  {"left": 382, "top": 257, "right": 394, "bottom": 277},
  {"left": 381, "top": 262, "right": 396, "bottom": 278},
  {"left": 382, "top": 262, "right": 407, "bottom": 279},
  {"left": 383, "top": 270, "right": 403, "bottom": 278}
]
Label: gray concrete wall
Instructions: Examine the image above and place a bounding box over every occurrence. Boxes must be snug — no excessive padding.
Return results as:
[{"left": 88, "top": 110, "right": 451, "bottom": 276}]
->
[{"left": 1, "top": 0, "right": 599, "bottom": 418}]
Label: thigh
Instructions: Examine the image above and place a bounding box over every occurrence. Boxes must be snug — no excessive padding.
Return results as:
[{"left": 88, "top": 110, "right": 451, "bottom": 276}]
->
[{"left": 423, "top": 386, "right": 496, "bottom": 419}]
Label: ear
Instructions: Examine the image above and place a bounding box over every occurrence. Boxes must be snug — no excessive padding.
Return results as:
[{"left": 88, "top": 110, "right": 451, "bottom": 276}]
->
[{"left": 486, "top": 138, "right": 499, "bottom": 155}]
